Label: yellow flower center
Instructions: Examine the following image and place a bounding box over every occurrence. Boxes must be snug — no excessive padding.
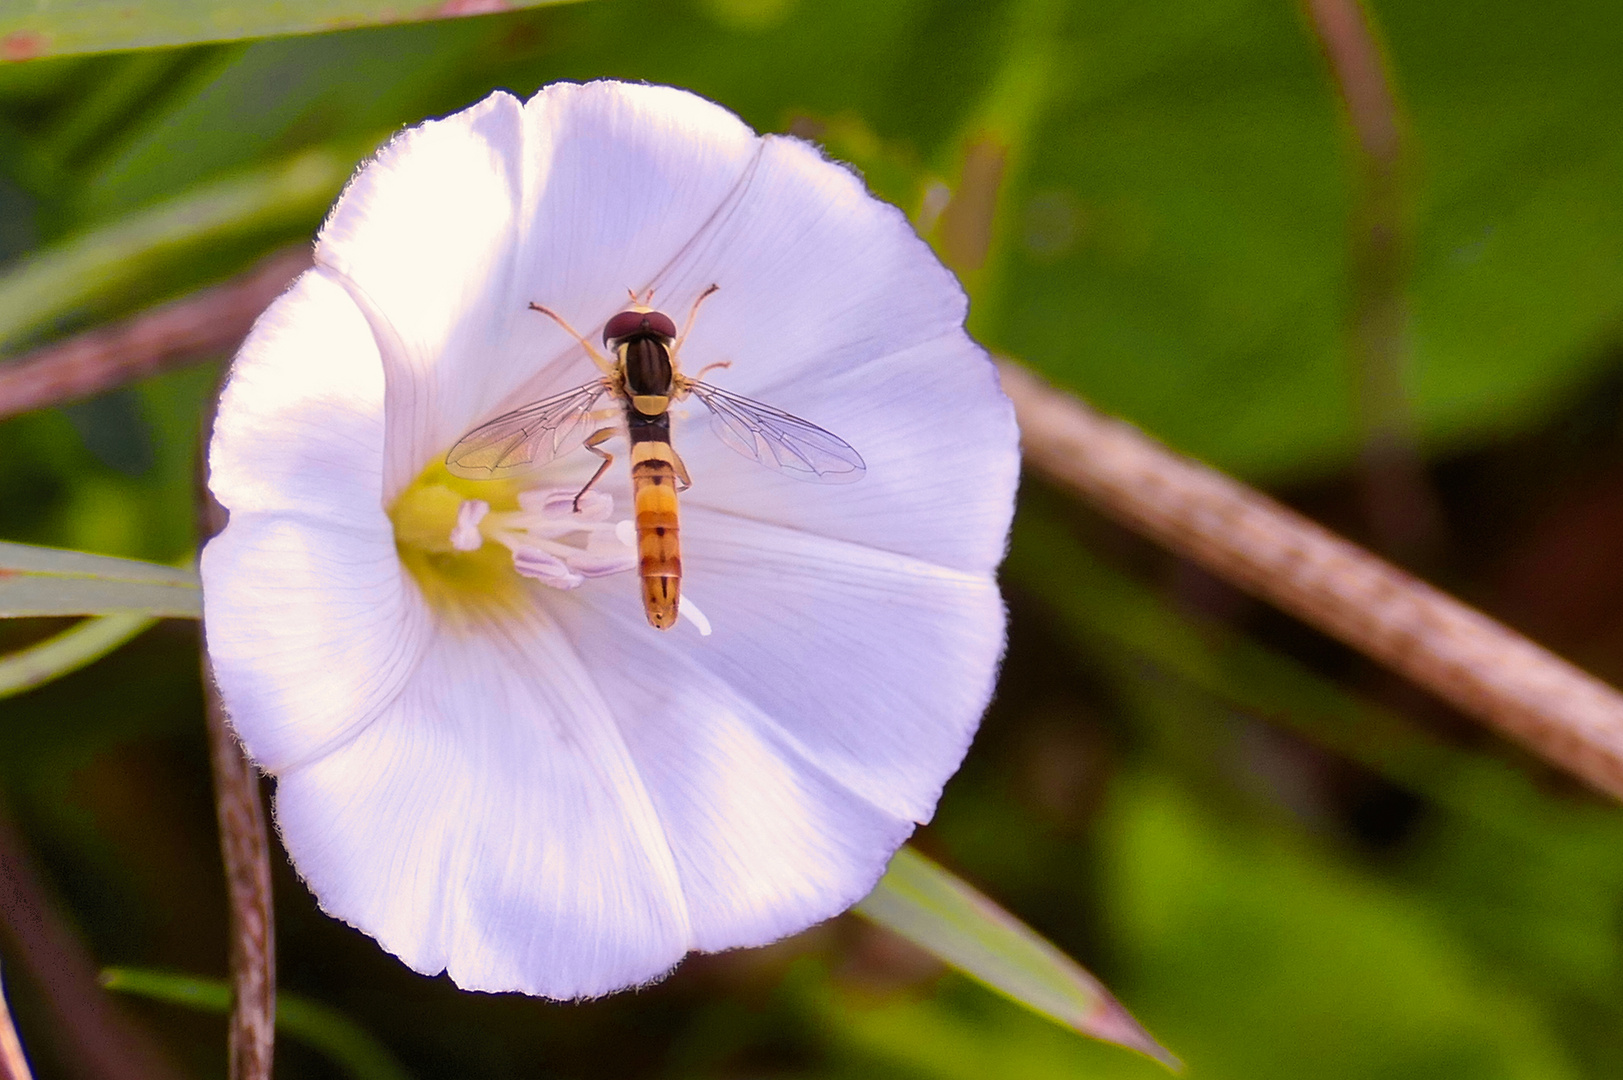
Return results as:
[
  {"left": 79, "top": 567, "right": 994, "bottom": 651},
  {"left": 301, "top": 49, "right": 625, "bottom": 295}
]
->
[{"left": 389, "top": 462, "right": 526, "bottom": 616}]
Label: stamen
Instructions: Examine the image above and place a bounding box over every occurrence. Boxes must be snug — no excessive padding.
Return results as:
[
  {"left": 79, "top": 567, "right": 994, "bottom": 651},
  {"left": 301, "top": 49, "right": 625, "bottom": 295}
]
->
[
  {"left": 451, "top": 500, "right": 490, "bottom": 552},
  {"left": 564, "top": 550, "right": 642, "bottom": 578},
  {"left": 512, "top": 547, "right": 585, "bottom": 589},
  {"left": 484, "top": 487, "right": 639, "bottom": 592},
  {"left": 521, "top": 488, "right": 613, "bottom": 521}
]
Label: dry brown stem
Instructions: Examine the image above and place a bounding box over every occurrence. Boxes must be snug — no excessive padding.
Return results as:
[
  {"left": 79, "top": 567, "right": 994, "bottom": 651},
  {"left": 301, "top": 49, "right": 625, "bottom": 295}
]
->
[
  {"left": 1301, "top": 0, "right": 1445, "bottom": 561},
  {"left": 1303, "top": 0, "right": 1400, "bottom": 163},
  {"left": 0, "top": 247, "right": 310, "bottom": 423},
  {"left": 1002, "top": 361, "right": 1623, "bottom": 802},
  {"left": 203, "top": 674, "right": 276, "bottom": 1080},
  {"left": 199, "top": 442, "right": 275, "bottom": 1078}
]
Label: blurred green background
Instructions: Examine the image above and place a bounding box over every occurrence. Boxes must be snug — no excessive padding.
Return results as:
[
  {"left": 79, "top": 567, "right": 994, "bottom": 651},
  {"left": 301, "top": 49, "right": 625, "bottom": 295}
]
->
[{"left": 3, "top": 0, "right": 1623, "bottom": 1076}]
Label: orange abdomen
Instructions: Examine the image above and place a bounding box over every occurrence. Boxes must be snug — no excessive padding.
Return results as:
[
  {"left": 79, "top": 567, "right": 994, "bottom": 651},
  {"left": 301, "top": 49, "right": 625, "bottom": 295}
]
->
[{"left": 632, "top": 450, "right": 681, "bottom": 629}]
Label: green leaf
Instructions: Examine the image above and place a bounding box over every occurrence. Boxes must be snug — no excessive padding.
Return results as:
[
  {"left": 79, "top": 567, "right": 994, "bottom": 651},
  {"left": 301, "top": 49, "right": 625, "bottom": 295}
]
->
[
  {"left": 0, "top": 147, "right": 349, "bottom": 353},
  {"left": 0, "top": 541, "right": 199, "bottom": 617},
  {"left": 81, "top": 30, "right": 483, "bottom": 218},
  {"left": 856, "top": 844, "right": 1178, "bottom": 1069},
  {"left": 810, "top": 969, "right": 1173, "bottom": 1080},
  {"left": 983, "top": 0, "right": 1623, "bottom": 481},
  {"left": 0, "top": 1, "right": 583, "bottom": 61},
  {"left": 0, "top": 611, "right": 154, "bottom": 698},
  {"left": 1007, "top": 498, "right": 1623, "bottom": 1043},
  {"left": 1098, "top": 774, "right": 1581, "bottom": 1079},
  {"left": 100, "top": 967, "right": 411, "bottom": 1080}
]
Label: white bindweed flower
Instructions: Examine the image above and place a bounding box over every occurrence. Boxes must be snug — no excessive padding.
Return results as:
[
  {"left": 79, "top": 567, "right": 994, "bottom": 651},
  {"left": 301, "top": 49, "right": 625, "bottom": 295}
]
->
[{"left": 201, "top": 80, "right": 1018, "bottom": 998}]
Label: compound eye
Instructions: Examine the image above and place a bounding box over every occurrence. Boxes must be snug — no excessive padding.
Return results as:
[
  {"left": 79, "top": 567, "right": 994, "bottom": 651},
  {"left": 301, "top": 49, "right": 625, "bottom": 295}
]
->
[
  {"left": 602, "top": 309, "right": 648, "bottom": 345},
  {"left": 643, "top": 310, "right": 678, "bottom": 339}
]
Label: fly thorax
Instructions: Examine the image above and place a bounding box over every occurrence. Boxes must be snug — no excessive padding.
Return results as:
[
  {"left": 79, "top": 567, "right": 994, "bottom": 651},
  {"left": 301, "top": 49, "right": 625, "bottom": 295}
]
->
[{"left": 621, "top": 337, "right": 674, "bottom": 403}]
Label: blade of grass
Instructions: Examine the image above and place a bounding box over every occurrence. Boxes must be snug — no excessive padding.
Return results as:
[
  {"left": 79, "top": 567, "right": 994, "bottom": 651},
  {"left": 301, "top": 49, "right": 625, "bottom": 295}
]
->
[
  {"left": 0, "top": 612, "right": 155, "bottom": 699},
  {"left": 0, "top": 542, "right": 199, "bottom": 618},
  {"left": 100, "top": 969, "right": 409, "bottom": 1080},
  {"left": 0, "top": 246, "right": 309, "bottom": 422},
  {"left": 0, "top": 0, "right": 585, "bottom": 61},
  {"left": 856, "top": 845, "right": 1179, "bottom": 1070},
  {"left": 0, "top": 148, "right": 349, "bottom": 354}
]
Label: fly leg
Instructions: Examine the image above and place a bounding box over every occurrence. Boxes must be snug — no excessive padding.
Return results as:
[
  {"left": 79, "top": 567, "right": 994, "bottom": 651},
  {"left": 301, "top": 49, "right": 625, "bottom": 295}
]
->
[
  {"left": 529, "top": 303, "right": 616, "bottom": 376},
  {"left": 673, "top": 360, "right": 731, "bottom": 400},
  {"left": 671, "top": 448, "right": 693, "bottom": 493},
  {"left": 572, "top": 428, "right": 618, "bottom": 511},
  {"left": 691, "top": 360, "right": 732, "bottom": 381}
]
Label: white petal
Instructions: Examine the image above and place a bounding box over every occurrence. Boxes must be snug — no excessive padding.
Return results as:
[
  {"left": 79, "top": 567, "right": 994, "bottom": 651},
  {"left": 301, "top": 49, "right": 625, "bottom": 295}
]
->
[
  {"left": 496, "top": 82, "right": 762, "bottom": 407},
  {"left": 316, "top": 82, "right": 782, "bottom": 501},
  {"left": 204, "top": 80, "right": 1020, "bottom": 1001},
  {"left": 572, "top": 506, "right": 1007, "bottom": 826},
  {"left": 272, "top": 608, "right": 691, "bottom": 998},
  {"left": 550, "top": 592, "right": 917, "bottom": 950},
  {"left": 201, "top": 511, "right": 429, "bottom": 773},
  {"left": 315, "top": 91, "right": 528, "bottom": 500},
  {"left": 208, "top": 270, "right": 386, "bottom": 532},
  {"left": 678, "top": 332, "right": 1018, "bottom": 574},
  {"left": 537, "top": 112, "right": 1019, "bottom": 574},
  {"left": 653, "top": 133, "right": 969, "bottom": 394}
]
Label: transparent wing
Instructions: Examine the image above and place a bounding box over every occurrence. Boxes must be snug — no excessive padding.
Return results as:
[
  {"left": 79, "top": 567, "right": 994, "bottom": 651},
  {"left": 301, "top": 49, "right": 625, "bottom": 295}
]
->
[
  {"left": 445, "top": 381, "right": 609, "bottom": 479},
  {"left": 687, "top": 381, "right": 866, "bottom": 483}
]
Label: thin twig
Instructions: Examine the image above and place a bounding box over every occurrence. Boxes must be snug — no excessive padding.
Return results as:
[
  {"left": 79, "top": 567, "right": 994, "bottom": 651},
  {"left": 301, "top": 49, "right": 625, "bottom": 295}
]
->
[
  {"left": 203, "top": 674, "right": 276, "bottom": 1080},
  {"left": 1001, "top": 360, "right": 1623, "bottom": 802},
  {"left": 1303, "top": 0, "right": 1400, "bottom": 163},
  {"left": 0, "top": 961, "right": 33, "bottom": 1080},
  {"left": 199, "top": 458, "right": 275, "bottom": 1079},
  {"left": 0, "top": 801, "right": 185, "bottom": 1080},
  {"left": 0, "top": 247, "right": 309, "bottom": 423},
  {"left": 1302, "top": 0, "right": 1444, "bottom": 562}
]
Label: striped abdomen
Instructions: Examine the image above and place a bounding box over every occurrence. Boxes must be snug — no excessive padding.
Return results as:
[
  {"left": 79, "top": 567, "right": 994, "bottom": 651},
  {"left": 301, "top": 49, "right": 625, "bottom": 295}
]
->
[{"left": 628, "top": 413, "right": 681, "bottom": 630}]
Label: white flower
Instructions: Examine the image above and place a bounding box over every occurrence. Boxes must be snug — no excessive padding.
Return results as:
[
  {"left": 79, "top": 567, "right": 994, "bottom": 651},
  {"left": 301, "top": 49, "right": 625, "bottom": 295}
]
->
[{"left": 201, "top": 81, "right": 1018, "bottom": 998}]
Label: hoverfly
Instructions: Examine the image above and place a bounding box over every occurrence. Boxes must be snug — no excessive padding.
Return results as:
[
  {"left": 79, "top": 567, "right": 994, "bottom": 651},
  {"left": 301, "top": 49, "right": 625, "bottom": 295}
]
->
[{"left": 444, "top": 287, "right": 866, "bottom": 630}]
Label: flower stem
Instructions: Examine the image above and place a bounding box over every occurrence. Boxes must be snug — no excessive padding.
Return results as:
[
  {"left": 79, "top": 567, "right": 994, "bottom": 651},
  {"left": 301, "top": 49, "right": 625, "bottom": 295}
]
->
[
  {"left": 1301, "top": 0, "right": 1446, "bottom": 564},
  {"left": 200, "top": 414, "right": 276, "bottom": 1080},
  {"left": 203, "top": 673, "right": 277, "bottom": 1080},
  {"left": 0, "top": 246, "right": 309, "bottom": 424},
  {"left": 1000, "top": 359, "right": 1623, "bottom": 802}
]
